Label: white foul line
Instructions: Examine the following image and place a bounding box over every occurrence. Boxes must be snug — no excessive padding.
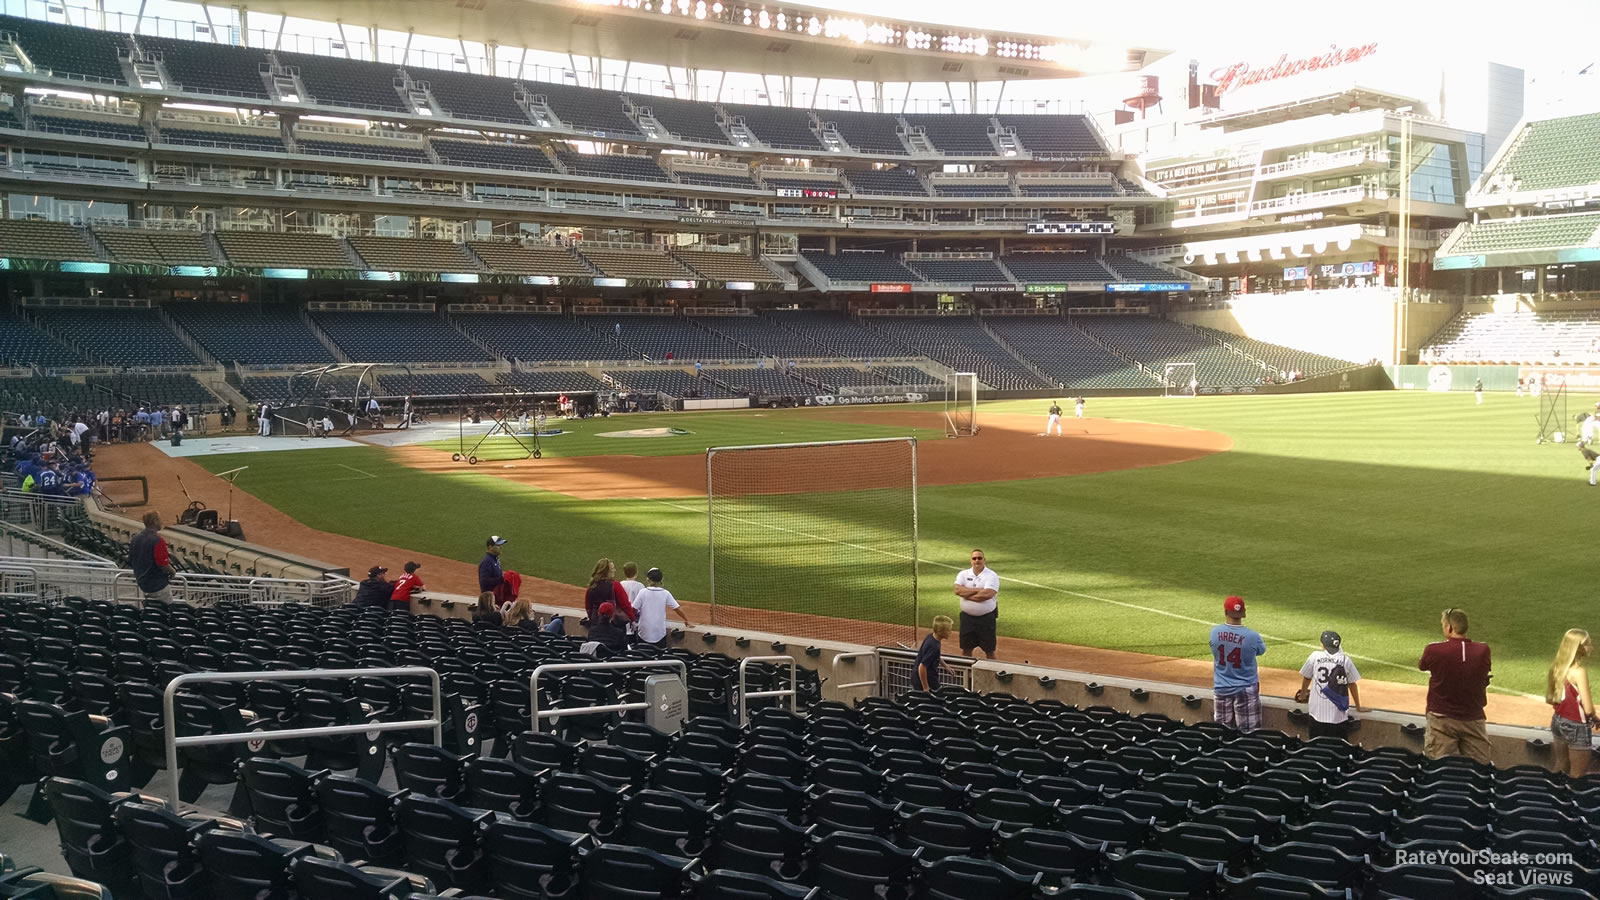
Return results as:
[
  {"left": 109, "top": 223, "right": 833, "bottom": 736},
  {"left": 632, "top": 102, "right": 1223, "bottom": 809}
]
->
[
  {"left": 651, "top": 497, "right": 1540, "bottom": 699},
  {"left": 335, "top": 463, "right": 378, "bottom": 480}
]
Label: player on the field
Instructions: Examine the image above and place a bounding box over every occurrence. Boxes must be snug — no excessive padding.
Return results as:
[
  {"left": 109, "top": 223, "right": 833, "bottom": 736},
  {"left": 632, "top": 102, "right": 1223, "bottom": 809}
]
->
[
  {"left": 1075, "top": 396, "right": 1085, "bottom": 419},
  {"left": 1045, "top": 401, "right": 1063, "bottom": 436},
  {"left": 1580, "top": 413, "right": 1600, "bottom": 485},
  {"left": 1209, "top": 595, "right": 1266, "bottom": 732},
  {"left": 1296, "top": 630, "right": 1365, "bottom": 739},
  {"left": 1474, "top": 378, "right": 1484, "bottom": 406}
]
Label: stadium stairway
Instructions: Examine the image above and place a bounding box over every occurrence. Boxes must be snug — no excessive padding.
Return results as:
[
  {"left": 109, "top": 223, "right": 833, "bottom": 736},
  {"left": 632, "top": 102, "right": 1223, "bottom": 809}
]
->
[{"left": 975, "top": 317, "right": 1056, "bottom": 386}]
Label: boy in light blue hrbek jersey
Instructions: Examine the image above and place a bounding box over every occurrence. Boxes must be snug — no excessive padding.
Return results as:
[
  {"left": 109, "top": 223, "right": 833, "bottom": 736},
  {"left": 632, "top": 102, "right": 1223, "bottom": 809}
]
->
[{"left": 1209, "top": 595, "right": 1267, "bottom": 732}]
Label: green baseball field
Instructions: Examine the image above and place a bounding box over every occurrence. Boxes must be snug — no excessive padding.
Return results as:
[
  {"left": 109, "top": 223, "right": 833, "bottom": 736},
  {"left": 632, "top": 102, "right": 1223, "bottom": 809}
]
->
[{"left": 188, "top": 392, "right": 1588, "bottom": 699}]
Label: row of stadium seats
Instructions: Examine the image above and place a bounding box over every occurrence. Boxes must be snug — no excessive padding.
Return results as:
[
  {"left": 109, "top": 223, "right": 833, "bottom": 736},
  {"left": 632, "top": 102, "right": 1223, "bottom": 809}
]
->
[
  {"left": 0, "top": 15, "right": 1109, "bottom": 159},
  {"left": 0, "top": 220, "right": 785, "bottom": 281},
  {"left": 0, "top": 301, "right": 1350, "bottom": 387},
  {"left": 1423, "top": 308, "right": 1600, "bottom": 364},
  {"left": 802, "top": 252, "right": 1184, "bottom": 286},
  {"left": 9, "top": 597, "right": 1597, "bottom": 900}
]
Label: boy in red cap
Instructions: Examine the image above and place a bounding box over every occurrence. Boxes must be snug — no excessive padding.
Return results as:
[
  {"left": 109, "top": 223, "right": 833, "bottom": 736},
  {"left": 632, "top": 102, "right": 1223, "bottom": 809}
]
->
[{"left": 1209, "top": 595, "right": 1267, "bottom": 732}]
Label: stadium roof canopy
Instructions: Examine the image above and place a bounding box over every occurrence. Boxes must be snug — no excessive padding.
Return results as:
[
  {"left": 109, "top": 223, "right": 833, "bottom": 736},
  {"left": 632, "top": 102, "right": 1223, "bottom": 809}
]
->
[
  {"left": 1200, "top": 87, "right": 1428, "bottom": 131},
  {"left": 242, "top": 0, "right": 1166, "bottom": 82}
]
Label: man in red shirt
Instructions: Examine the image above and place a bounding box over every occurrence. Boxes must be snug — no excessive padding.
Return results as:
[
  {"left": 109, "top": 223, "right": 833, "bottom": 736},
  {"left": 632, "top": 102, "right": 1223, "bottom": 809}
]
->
[
  {"left": 1419, "top": 607, "right": 1493, "bottom": 764},
  {"left": 389, "top": 561, "right": 424, "bottom": 612}
]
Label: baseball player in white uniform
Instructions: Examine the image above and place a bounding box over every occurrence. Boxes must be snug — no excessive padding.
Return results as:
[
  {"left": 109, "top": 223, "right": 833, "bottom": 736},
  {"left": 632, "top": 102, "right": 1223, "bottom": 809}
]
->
[
  {"left": 258, "top": 403, "right": 272, "bottom": 437},
  {"left": 1074, "top": 396, "right": 1085, "bottom": 419},
  {"left": 1580, "top": 412, "right": 1600, "bottom": 485},
  {"left": 1045, "top": 402, "right": 1063, "bottom": 436}
]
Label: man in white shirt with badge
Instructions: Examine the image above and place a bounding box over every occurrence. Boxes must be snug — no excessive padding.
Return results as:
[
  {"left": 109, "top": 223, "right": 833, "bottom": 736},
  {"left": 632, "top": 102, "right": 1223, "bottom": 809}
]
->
[{"left": 953, "top": 549, "right": 1000, "bottom": 660}]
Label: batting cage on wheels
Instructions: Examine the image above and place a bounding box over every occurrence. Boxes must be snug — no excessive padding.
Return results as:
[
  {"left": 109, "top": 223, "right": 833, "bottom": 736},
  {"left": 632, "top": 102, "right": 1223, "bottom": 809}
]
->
[
  {"left": 707, "top": 438, "right": 919, "bottom": 647},
  {"left": 1536, "top": 375, "right": 1570, "bottom": 444},
  {"left": 944, "top": 372, "right": 978, "bottom": 436},
  {"left": 1163, "top": 362, "right": 1198, "bottom": 398}
]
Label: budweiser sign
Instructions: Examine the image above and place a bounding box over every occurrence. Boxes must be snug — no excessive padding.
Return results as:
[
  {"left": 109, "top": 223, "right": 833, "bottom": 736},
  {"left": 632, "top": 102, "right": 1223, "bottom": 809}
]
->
[{"left": 1210, "top": 42, "right": 1379, "bottom": 95}]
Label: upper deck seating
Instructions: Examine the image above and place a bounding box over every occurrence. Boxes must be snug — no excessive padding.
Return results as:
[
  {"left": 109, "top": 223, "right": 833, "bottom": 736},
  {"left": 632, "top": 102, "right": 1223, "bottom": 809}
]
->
[
  {"left": 904, "top": 114, "right": 996, "bottom": 155},
  {"left": 800, "top": 251, "right": 922, "bottom": 284},
  {"left": 92, "top": 226, "right": 216, "bottom": 265},
  {"left": 348, "top": 236, "right": 478, "bottom": 273},
  {"left": 417, "top": 70, "right": 529, "bottom": 124},
  {"left": 0, "top": 14, "right": 126, "bottom": 84},
  {"left": 466, "top": 241, "right": 593, "bottom": 276},
  {"left": 629, "top": 94, "right": 730, "bottom": 144},
  {"left": 0, "top": 220, "right": 98, "bottom": 261},
  {"left": 672, "top": 250, "right": 778, "bottom": 284},
  {"left": 1001, "top": 253, "right": 1115, "bottom": 283},
  {"left": 996, "top": 114, "right": 1105, "bottom": 157},
  {"left": 823, "top": 110, "right": 908, "bottom": 155},
  {"left": 528, "top": 82, "right": 641, "bottom": 138},
  {"left": 216, "top": 231, "right": 353, "bottom": 269},
  {"left": 723, "top": 104, "right": 823, "bottom": 151},
  {"left": 904, "top": 258, "right": 1010, "bottom": 283},
  {"left": 138, "top": 36, "right": 270, "bottom": 99},
  {"left": 276, "top": 52, "right": 406, "bottom": 112},
  {"left": 1485, "top": 112, "right": 1600, "bottom": 193},
  {"left": 578, "top": 247, "right": 698, "bottom": 280}
]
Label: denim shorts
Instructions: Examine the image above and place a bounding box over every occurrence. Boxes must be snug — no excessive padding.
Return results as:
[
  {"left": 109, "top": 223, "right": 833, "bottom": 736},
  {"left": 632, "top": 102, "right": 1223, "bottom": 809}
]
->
[{"left": 1552, "top": 713, "right": 1592, "bottom": 748}]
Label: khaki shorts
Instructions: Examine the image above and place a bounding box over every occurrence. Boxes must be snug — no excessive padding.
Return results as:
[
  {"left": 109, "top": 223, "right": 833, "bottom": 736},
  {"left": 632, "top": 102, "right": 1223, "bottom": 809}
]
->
[{"left": 1423, "top": 712, "right": 1491, "bottom": 765}]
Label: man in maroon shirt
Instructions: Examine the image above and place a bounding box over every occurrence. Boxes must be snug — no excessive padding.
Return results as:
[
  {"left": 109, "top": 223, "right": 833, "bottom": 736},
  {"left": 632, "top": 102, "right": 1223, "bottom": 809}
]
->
[{"left": 1418, "top": 607, "right": 1493, "bottom": 764}]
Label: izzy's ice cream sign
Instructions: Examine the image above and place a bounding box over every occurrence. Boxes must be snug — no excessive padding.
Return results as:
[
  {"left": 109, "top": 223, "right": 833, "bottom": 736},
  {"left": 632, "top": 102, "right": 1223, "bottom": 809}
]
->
[{"left": 1210, "top": 42, "right": 1379, "bottom": 95}]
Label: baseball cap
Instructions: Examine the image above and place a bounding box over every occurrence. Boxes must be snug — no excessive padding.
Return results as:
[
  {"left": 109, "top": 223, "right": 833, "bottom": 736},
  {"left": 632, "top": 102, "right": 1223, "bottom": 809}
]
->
[
  {"left": 1223, "top": 595, "right": 1246, "bottom": 616},
  {"left": 487, "top": 535, "right": 508, "bottom": 546},
  {"left": 404, "top": 561, "right": 421, "bottom": 573},
  {"left": 1321, "top": 630, "right": 1342, "bottom": 653},
  {"left": 647, "top": 567, "right": 664, "bottom": 582},
  {"left": 368, "top": 565, "right": 387, "bottom": 577},
  {"left": 598, "top": 602, "right": 615, "bottom": 617}
]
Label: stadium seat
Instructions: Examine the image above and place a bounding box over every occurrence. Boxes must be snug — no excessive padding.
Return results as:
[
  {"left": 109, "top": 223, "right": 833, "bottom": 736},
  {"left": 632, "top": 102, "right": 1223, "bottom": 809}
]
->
[
  {"left": 913, "top": 857, "right": 1040, "bottom": 900},
  {"left": 111, "top": 800, "right": 215, "bottom": 900}
]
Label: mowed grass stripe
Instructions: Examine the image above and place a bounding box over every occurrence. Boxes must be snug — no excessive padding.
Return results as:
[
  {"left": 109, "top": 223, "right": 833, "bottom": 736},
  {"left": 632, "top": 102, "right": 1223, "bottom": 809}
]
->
[{"left": 193, "top": 392, "right": 1588, "bottom": 695}]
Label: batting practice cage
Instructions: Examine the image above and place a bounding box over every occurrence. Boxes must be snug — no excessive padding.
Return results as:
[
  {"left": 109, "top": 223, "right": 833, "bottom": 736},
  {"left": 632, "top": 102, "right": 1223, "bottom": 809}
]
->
[
  {"left": 707, "top": 438, "right": 919, "bottom": 647},
  {"left": 1164, "top": 362, "right": 1197, "bottom": 398},
  {"left": 944, "top": 372, "right": 978, "bottom": 436}
]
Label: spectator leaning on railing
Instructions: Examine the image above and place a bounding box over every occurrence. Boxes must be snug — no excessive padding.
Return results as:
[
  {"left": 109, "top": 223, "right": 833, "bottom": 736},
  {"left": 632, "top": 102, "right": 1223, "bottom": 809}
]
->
[{"left": 1419, "top": 607, "right": 1493, "bottom": 764}]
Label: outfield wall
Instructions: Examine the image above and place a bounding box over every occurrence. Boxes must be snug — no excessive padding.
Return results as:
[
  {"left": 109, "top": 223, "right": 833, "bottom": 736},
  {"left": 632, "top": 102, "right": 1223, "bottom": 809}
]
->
[
  {"left": 1388, "top": 364, "right": 1600, "bottom": 392},
  {"left": 1173, "top": 288, "right": 1461, "bottom": 364}
]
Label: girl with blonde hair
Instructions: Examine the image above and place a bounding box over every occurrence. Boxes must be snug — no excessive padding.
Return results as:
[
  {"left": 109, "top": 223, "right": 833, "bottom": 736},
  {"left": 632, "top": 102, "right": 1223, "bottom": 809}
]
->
[
  {"left": 503, "top": 596, "right": 536, "bottom": 630},
  {"left": 1546, "top": 628, "right": 1596, "bottom": 776}
]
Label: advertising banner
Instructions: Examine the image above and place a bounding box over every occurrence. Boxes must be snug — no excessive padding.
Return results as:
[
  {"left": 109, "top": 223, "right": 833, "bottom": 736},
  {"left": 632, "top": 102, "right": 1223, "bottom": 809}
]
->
[{"left": 813, "top": 392, "right": 928, "bottom": 406}]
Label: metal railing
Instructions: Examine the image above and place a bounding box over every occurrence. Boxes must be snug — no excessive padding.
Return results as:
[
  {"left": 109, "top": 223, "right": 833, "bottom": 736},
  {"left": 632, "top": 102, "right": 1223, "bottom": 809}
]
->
[
  {"left": 737, "top": 655, "right": 797, "bottom": 725},
  {"left": 529, "top": 659, "right": 688, "bottom": 729},
  {"left": 831, "top": 651, "right": 879, "bottom": 692},
  {"left": 162, "top": 667, "right": 441, "bottom": 811}
]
